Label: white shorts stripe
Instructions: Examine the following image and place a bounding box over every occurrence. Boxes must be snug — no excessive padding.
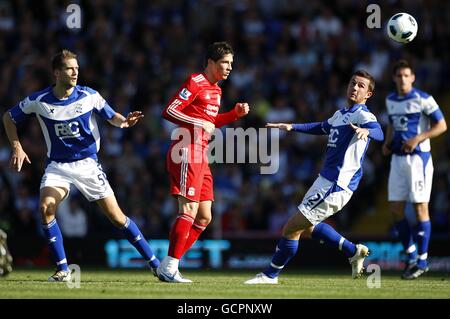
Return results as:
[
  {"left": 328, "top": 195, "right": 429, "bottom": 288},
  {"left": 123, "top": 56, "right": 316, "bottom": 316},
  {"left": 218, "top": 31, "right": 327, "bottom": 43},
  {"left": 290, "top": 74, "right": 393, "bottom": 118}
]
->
[{"left": 180, "top": 148, "right": 188, "bottom": 196}]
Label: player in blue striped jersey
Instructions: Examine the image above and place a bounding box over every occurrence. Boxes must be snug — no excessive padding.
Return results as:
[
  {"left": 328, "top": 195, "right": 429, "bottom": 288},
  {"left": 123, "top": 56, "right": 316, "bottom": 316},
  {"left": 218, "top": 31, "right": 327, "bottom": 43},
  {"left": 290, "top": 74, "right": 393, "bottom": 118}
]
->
[
  {"left": 382, "top": 60, "right": 447, "bottom": 279},
  {"left": 2, "top": 50, "right": 160, "bottom": 282},
  {"left": 245, "top": 70, "right": 383, "bottom": 284}
]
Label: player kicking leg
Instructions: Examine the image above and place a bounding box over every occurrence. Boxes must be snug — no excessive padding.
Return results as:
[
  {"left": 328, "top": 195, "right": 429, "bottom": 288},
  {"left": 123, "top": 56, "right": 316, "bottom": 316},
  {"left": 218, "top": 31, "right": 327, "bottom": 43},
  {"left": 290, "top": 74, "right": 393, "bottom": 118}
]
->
[
  {"left": 246, "top": 71, "right": 382, "bottom": 284},
  {"left": 306, "top": 223, "right": 369, "bottom": 278},
  {"left": 245, "top": 176, "right": 369, "bottom": 284}
]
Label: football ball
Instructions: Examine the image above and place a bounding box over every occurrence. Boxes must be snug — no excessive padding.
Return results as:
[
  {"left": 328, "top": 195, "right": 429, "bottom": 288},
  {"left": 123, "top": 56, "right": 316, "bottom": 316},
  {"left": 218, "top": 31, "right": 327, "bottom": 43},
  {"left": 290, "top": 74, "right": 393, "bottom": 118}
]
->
[{"left": 387, "top": 13, "right": 418, "bottom": 43}]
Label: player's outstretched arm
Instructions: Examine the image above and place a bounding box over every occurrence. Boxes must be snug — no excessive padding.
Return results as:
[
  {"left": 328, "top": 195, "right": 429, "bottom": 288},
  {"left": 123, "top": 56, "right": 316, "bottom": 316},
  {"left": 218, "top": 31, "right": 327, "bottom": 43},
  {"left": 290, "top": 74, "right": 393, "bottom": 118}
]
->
[
  {"left": 108, "top": 111, "right": 144, "bottom": 128},
  {"left": 266, "top": 123, "right": 293, "bottom": 131},
  {"left": 266, "top": 122, "right": 328, "bottom": 135},
  {"left": 2, "top": 112, "right": 31, "bottom": 172}
]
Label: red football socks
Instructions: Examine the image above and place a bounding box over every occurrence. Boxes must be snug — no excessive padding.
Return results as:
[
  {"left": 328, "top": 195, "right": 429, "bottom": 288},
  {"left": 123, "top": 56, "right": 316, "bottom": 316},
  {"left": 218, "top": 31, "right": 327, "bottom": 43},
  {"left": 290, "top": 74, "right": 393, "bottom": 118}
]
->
[{"left": 168, "top": 214, "right": 194, "bottom": 259}]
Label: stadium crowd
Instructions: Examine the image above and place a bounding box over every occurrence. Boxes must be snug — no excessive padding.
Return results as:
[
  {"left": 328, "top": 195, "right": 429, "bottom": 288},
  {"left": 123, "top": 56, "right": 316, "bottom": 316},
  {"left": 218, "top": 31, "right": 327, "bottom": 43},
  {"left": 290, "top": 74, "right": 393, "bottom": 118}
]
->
[{"left": 0, "top": 0, "right": 449, "bottom": 244}]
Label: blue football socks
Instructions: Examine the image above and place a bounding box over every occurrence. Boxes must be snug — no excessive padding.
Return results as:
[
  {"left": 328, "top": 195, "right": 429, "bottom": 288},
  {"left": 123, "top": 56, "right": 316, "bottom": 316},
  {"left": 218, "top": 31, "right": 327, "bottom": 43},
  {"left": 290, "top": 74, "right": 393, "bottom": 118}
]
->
[
  {"left": 395, "top": 219, "right": 418, "bottom": 265},
  {"left": 120, "top": 217, "right": 160, "bottom": 269},
  {"left": 263, "top": 238, "right": 298, "bottom": 278},
  {"left": 42, "top": 219, "right": 69, "bottom": 271},
  {"left": 312, "top": 222, "right": 357, "bottom": 258},
  {"left": 415, "top": 221, "right": 431, "bottom": 269}
]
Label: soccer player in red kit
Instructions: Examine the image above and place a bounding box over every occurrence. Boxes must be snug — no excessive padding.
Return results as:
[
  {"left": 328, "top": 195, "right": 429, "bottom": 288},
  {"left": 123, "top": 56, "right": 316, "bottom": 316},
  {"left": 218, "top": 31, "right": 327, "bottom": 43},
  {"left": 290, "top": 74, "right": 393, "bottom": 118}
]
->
[{"left": 157, "top": 42, "right": 250, "bottom": 282}]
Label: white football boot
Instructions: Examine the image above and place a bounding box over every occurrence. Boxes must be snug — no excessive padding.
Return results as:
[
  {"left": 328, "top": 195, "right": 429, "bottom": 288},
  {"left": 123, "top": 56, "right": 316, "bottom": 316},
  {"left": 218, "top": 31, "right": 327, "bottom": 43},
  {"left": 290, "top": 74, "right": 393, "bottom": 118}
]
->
[
  {"left": 156, "top": 266, "right": 192, "bottom": 283},
  {"left": 48, "top": 269, "right": 72, "bottom": 282},
  {"left": 349, "top": 244, "right": 369, "bottom": 279},
  {"left": 244, "top": 273, "right": 278, "bottom": 284}
]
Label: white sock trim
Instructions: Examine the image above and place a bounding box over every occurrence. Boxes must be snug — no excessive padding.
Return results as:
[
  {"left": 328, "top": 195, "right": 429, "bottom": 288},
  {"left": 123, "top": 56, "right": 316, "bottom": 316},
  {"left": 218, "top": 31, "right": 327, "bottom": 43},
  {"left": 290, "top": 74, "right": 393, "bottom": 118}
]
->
[
  {"left": 338, "top": 237, "right": 345, "bottom": 251},
  {"left": 418, "top": 253, "right": 428, "bottom": 260},
  {"left": 406, "top": 245, "right": 416, "bottom": 254},
  {"left": 56, "top": 258, "right": 67, "bottom": 265},
  {"left": 270, "top": 262, "right": 284, "bottom": 270}
]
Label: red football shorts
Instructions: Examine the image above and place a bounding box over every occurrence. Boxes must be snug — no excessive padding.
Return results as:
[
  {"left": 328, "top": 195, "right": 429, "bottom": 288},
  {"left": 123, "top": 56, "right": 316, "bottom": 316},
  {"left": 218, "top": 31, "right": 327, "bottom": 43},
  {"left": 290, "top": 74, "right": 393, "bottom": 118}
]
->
[{"left": 166, "top": 143, "right": 214, "bottom": 202}]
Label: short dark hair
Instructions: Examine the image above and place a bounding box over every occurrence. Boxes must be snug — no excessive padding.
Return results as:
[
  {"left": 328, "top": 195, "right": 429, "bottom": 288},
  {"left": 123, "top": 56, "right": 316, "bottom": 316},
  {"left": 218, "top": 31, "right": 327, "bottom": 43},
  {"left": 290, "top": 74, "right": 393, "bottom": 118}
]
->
[
  {"left": 392, "top": 59, "right": 414, "bottom": 75},
  {"left": 51, "top": 49, "right": 77, "bottom": 70},
  {"left": 353, "top": 69, "right": 375, "bottom": 92},
  {"left": 206, "top": 42, "right": 234, "bottom": 63}
]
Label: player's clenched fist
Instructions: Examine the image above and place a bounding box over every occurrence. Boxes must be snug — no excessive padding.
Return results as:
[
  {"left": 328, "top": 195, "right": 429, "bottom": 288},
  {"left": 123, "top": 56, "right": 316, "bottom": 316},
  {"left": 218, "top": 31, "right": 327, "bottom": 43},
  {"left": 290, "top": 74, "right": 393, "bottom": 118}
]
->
[
  {"left": 266, "top": 123, "right": 293, "bottom": 131},
  {"left": 235, "top": 103, "right": 250, "bottom": 117}
]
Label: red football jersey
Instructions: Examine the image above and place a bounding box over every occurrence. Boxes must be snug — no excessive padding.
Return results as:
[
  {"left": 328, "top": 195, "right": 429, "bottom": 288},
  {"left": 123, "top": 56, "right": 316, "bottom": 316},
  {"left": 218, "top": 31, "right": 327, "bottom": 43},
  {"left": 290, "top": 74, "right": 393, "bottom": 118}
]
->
[{"left": 163, "top": 73, "right": 239, "bottom": 147}]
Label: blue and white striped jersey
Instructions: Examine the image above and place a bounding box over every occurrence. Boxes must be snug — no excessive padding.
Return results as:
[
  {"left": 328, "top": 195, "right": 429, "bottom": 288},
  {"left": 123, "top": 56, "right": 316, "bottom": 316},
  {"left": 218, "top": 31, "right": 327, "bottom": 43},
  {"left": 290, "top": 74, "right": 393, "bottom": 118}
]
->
[
  {"left": 386, "top": 88, "right": 444, "bottom": 155},
  {"left": 8, "top": 85, "right": 116, "bottom": 162},
  {"left": 319, "top": 104, "right": 381, "bottom": 192}
]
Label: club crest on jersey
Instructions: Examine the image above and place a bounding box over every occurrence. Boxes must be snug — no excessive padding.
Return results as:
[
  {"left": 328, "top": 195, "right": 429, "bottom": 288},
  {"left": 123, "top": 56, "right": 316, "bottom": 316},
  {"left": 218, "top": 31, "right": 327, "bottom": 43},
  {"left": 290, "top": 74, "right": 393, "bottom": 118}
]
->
[
  {"left": 179, "top": 88, "right": 192, "bottom": 101},
  {"left": 405, "top": 102, "right": 413, "bottom": 112},
  {"left": 74, "top": 104, "right": 83, "bottom": 113},
  {"left": 188, "top": 187, "right": 195, "bottom": 196}
]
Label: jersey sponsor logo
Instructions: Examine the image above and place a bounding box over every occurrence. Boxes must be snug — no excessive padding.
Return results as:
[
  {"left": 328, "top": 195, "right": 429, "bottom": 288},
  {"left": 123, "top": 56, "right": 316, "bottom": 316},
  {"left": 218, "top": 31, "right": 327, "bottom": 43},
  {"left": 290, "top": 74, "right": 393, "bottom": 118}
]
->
[
  {"left": 391, "top": 115, "right": 409, "bottom": 131},
  {"left": 55, "top": 121, "right": 81, "bottom": 139},
  {"left": 205, "top": 104, "right": 219, "bottom": 117},
  {"left": 179, "top": 88, "right": 192, "bottom": 101},
  {"left": 327, "top": 128, "right": 339, "bottom": 147}
]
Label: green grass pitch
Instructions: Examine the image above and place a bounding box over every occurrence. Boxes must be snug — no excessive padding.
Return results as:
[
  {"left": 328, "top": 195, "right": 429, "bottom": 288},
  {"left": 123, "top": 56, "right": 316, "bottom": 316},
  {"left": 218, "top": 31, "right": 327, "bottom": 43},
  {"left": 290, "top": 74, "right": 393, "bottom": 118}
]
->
[{"left": 0, "top": 268, "right": 449, "bottom": 299}]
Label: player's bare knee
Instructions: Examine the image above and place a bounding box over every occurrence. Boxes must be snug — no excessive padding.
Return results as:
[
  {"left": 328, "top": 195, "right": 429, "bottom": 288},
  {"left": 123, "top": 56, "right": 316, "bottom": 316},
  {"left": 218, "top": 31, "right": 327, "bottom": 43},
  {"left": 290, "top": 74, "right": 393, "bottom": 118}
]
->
[
  {"left": 196, "top": 216, "right": 211, "bottom": 226},
  {"left": 282, "top": 228, "right": 302, "bottom": 240},
  {"left": 180, "top": 205, "right": 198, "bottom": 217},
  {"left": 414, "top": 203, "right": 430, "bottom": 221},
  {"left": 108, "top": 212, "right": 127, "bottom": 228},
  {"left": 39, "top": 202, "right": 57, "bottom": 219},
  {"left": 304, "top": 226, "right": 314, "bottom": 237}
]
